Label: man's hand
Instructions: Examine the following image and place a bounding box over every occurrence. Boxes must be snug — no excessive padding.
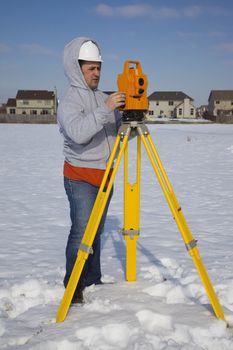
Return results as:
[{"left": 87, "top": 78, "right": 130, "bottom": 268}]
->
[{"left": 105, "top": 92, "right": 126, "bottom": 110}]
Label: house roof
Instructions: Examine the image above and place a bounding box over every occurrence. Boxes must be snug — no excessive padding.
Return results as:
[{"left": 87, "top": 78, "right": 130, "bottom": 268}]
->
[
  {"left": 208, "top": 90, "right": 233, "bottom": 102},
  {"left": 148, "top": 91, "right": 193, "bottom": 101},
  {"left": 6, "top": 98, "right": 16, "bottom": 107},
  {"left": 16, "top": 90, "right": 55, "bottom": 100}
]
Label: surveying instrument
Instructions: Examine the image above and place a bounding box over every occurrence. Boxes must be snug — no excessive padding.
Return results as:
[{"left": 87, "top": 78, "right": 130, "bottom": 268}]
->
[{"left": 56, "top": 61, "right": 226, "bottom": 324}]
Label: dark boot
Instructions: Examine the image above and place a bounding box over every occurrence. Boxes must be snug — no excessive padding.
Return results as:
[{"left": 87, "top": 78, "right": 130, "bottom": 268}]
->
[{"left": 71, "top": 284, "right": 85, "bottom": 304}]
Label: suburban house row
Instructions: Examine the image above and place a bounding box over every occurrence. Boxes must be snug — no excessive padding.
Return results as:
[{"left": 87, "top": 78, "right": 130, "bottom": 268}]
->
[
  {"left": 5, "top": 90, "right": 58, "bottom": 116},
  {"left": 2, "top": 89, "right": 233, "bottom": 120}
]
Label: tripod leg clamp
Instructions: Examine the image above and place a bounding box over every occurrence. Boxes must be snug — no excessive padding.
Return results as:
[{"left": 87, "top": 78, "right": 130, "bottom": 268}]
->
[
  {"left": 185, "top": 239, "right": 197, "bottom": 251},
  {"left": 79, "top": 243, "right": 93, "bottom": 255},
  {"left": 121, "top": 229, "right": 140, "bottom": 239}
]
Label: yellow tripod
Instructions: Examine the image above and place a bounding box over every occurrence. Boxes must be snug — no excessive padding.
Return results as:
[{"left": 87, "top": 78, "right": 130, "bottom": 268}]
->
[{"left": 56, "top": 121, "right": 226, "bottom": 323}]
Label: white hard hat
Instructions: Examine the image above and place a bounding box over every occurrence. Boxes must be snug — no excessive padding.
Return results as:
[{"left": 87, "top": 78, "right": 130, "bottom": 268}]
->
[{"left": 78, "top": 41, "right": 103, "bottom": 62}]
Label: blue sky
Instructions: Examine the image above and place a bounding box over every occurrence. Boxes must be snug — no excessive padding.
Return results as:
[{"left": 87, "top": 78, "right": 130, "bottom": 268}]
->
[{"left": 0, "top": 0, "right": 233, "bottom": 106}]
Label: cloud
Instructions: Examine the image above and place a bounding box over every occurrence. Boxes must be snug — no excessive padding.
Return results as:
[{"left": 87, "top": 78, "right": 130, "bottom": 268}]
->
[
  {"left": 216, "top": 43, "right": 233, "bottom": 53},
  {"left": 177, "top": 31, "right": 224, "bottom": 39},
  {"left": 182, "top": 6, "right": 202, "bottom": 17},
  {"left": 95, "top": 3, "right": 180, "bottom": 18},
  {"left": 104, "top": 53, "right": 119, "bottom": 61},
  {"left": 95, "top": 4, "right": 152, "bottom": 18},
  {"left": 95, "top": 4, "right": 226, "bottom": 19},
  {"left": 0, "top": 43, "right": 12, "bottom": 53},
  {"left": 208, "top": 31, "right": 224, "bottom": 38},
  {"left": 17, "top": 43, "right": 56, "bottom": 56},
  {"left": 177, "top": 31, "right": 202, "bottom": 39},
  {"left": 224, "top": 60, "right": 233, "bottom": 65},
  {"left": 155, "top": 7, "right": 180, "bottom": 18}
]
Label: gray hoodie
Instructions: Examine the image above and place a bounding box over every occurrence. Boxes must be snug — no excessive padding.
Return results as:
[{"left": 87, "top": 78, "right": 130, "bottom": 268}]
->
[{"left": 57, "top": 37, "right": 122, "bottom": 169}]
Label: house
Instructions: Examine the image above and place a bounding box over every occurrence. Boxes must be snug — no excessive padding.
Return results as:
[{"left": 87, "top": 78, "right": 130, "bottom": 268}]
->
[
  {"left": 6, "top": 89, "right": 57, "bottom": 115},
  {"left": 5, "top": 98, "right": 16, "bottom": 114},
  {"left": 0, "top": 103, "right": 7, "bottom": 114},
  {"left": 208, "top": 90, "right": 233, "bottom": 117},
  {"left": 147, "top": 91, "right": 196, "bottom": 119},
  {"left": 196, "top": 105, "right": 208, "bottom": 118}
]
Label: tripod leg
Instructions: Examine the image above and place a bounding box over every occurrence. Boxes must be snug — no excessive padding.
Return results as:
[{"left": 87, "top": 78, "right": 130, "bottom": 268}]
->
[
  {"left": 139, "top": 129, "right": 225, "bottom": 322},
  {"left": 123, "top": 136, "right": 140, "bottom": 281},
  {"left": 56, "top": 133, "right": 129, "bottom": 322}
]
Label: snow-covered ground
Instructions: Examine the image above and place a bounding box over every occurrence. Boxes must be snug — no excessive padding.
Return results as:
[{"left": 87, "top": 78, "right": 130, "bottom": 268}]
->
[{"left": 0, "top": 123, "right": 233, "bottom": 349}]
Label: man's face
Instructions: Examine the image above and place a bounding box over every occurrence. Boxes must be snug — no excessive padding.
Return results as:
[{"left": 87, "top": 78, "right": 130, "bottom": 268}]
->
[{"left": 81, "top": 61, "right": 101, "bottom": 90}]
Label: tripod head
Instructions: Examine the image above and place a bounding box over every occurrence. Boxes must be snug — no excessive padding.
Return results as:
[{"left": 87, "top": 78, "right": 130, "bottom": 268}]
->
[{"left": 117, "top": 61, "right": 148, "bottom": 122}]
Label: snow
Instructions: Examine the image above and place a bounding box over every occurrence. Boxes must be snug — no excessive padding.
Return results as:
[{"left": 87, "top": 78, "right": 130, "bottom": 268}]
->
[{"left": 1, "top": 123, "right": 233, "bottom": 349}]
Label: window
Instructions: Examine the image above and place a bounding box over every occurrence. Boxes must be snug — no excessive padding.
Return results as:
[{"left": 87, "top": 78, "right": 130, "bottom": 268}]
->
[
  {"left": 10, "top": 108, "right": 15, "bottom": 114},
  {"left": 23, "top": 100, "right": 29, "bottom": 105},
  {"left": 168, "top": 101, "right": 174, "bottom": 106},
  {"left": 179, "top": 109, "right": 182, "bottom": 115},
  {"left": 156, "top": 101, "right": 159, "bottom": 106},
  {"left": 231, "top": 101, "right": 233, "bottom": 105},
  {"left": 190, "top": 108, "right": 194, "bottom": 115},
  {"left": 215, "top": 100, "right": 220, "bottom": 104},
  {"left": 148, "top": 110, "right": 154, "bottom": 115},
  {"left": 31, "top": 110, "right": 37, "bottom": 115},
  {"left": 41, "top": 109, "right": 49, "bottom": 115}
]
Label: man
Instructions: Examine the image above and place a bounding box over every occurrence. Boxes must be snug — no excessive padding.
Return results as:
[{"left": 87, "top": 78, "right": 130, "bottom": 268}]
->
[{"left": 57, "top": 37, "right": 125, "bottom": 303}]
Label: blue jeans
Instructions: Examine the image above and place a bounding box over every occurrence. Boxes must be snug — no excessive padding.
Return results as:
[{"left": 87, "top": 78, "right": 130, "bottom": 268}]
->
[{"left": 63, "top": 177, "right": 113, "bottom": 291}]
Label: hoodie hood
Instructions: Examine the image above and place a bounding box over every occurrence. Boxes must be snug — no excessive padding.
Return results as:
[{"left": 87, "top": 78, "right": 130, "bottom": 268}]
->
[{"left": 63, "top": 37, "right": 102, "bottom": 89}]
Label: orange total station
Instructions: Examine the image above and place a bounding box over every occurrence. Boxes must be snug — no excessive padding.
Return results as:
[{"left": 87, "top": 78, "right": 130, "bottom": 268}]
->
[{"left": 117, "top": 60, "right": 149, "bottom": 121}]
